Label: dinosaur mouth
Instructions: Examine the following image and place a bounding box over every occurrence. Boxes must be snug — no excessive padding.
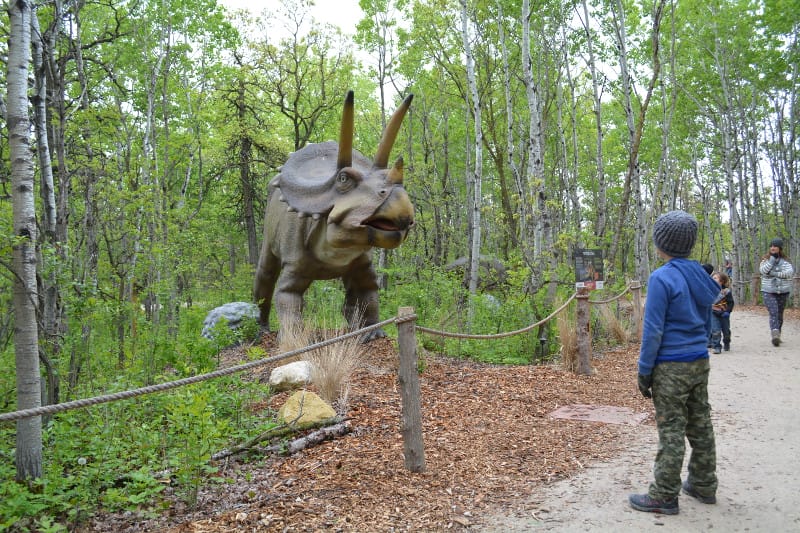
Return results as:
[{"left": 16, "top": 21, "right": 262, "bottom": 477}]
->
[{"left": 364, "top": 217, "right": 413, "bottom": 232}]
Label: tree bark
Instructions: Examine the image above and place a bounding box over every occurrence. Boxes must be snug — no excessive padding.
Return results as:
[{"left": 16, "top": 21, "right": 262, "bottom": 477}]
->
[
  {"left": 579, "top": 0, "right": 607, "bottom": 240},
  {"left": 31, "top": 10, "right": 63, "bottom": 409},
  {"left": 8, "top": 0, "right": 43, "bottom": 481},
  {"left": 521, "top": 0, "right": 548, "bottom": 292},
  {"left": 461, "top": 0, "right": 482, "bottom": 300},
  {"left": 608, "top": 0, "right": 664, "bottom": 282}
]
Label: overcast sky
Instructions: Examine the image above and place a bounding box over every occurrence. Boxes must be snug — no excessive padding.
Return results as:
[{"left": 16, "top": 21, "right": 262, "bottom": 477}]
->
[{"left": 220, "top": 0, "right": 364, "bottom": 34}]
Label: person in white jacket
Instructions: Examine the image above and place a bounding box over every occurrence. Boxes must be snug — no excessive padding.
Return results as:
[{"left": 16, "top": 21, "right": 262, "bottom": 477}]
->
[{"left": 759, "top": 238, "right": 795, "bottom": 346}]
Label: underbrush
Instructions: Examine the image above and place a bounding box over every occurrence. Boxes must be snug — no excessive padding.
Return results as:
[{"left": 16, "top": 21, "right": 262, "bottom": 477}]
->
[
  {"left": 0, "top": 265, "right": 634, "bottom": 530},
  {"left": 0, "top": 299, "right": 276, "bottom": 531},
  {"left": 0, "top": 373, "right": 274, "bottom": 531}
]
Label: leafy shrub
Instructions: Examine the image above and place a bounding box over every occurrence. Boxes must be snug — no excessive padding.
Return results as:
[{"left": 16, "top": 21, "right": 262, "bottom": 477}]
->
[{"left": 0, "top": 376, "right": 273, "bottom": 529}]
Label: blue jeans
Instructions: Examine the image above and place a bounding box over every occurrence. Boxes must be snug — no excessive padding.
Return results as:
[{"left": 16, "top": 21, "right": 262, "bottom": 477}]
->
[{"left": 710, "top": 313, "right": 731, "bottom": 350}]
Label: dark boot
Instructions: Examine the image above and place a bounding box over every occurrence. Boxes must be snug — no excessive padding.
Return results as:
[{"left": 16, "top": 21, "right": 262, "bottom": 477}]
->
[
  {"left": 772, "top": 329, "right": 781, "bottom": 346},
  {"left": 682, "top": 480, "right": 716, "bottom": 504},
  {"left": 628, "top": 493, "right": 679, "bottom": 515}
]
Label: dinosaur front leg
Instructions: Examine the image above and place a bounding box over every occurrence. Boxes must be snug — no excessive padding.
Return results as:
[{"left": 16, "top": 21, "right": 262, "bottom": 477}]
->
[
  {"left": 342, "top": 261, "right": 386, "bottom": 342},
  {"left": 273, "top": 272, "right": 312, "bottom": 341},
  {"left": 254, "top": 249, "right": 280, "bottom": 331}
]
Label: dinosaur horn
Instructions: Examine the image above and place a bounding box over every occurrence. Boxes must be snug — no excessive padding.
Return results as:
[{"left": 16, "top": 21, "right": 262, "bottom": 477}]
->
[
  {"left": 337, "top": 90, "right": 355, "bottom": 169},
  {"left": 386, "top": 157, "right": 404, "bottom": 185},
  {"left": 374, "top": 93, "right": 413, "bottom": 169}
]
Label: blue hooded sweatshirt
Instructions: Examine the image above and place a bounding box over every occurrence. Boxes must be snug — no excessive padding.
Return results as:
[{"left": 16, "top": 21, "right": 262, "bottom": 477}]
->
[{"left": 638, "top": 258, "right": 722, "bottom": 375}]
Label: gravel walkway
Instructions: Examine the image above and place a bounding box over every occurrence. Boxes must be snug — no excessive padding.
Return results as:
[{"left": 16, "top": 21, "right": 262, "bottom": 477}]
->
[{"left": 477, "top": 308, "right": 800, "bottom": 532}]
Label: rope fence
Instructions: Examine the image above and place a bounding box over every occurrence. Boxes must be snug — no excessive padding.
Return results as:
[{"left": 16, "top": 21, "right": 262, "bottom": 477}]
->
[
  {"left": 588, "top": 285, "right": 631, "bottom": 305},
  {"left": 0, "top": 319, "right": 395, "bottom": 423},
  {"left": 415, "top": 293, "right": 577, "bottom": 340},
  {"left": 1, "top": 283, "right": 642, "bottom": 426}
]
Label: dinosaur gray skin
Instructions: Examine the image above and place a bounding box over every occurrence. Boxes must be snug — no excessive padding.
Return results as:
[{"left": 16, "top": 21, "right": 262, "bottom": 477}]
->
[{"left": 254, "top": 91, "right": 414, "bottom": 341}]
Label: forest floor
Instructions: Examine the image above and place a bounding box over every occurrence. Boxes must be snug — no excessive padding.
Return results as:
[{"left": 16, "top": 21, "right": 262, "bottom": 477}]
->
[{"left": 84, "top": 306, "right": 800, "bottom": 532}]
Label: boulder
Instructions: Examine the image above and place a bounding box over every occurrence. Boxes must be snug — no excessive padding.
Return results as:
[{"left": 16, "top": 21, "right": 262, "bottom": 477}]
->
[
  {"left": 269, "top": 360, "right": 312, "bottom": 392},
  {"left": 278, "top": 391, "right": 336, "bottom": 425},
  {"left": 201, "top": 302, "right": 259, "bottom": 339},
  {"left": 444, "top": 255, "right": 508, "bottom": 289}
]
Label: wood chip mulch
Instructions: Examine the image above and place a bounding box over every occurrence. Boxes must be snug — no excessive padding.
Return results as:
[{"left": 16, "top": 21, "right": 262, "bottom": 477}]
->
[
  {"left": 82, "top": 306, "right": 797, "bottom": 532},
  {"left": 89, "top": 326, "right": 659, "bottom": 533}
]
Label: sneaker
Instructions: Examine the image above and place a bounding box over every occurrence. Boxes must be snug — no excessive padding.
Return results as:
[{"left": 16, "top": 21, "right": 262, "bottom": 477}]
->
[
  {"left": 771, "top": 329, "right": 781, "bottom": 346},
  {"left": 713, "top": 347, "right": 721, "bottom": 354},
  {"left": 628, "top": 493, "right": 679, "bottom": 515},
  {"left": 682, "top": 480, "right": 716, "bottom": 504}
]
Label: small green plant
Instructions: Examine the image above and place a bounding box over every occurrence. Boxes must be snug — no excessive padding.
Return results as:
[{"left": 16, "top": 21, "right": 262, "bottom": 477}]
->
[
  {"left": 236, "top": 316, "right": 261, "bottom": 345},
  {"left": 245, "top": 345, "right": 267, "bottom": 361},
  {"left": 165, "top": 388, "right": 228, "bottom": 506}
]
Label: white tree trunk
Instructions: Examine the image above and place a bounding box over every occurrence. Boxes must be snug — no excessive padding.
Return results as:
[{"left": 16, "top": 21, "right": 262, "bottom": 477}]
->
[
  {"left": 522, "top": 0, "right": 547, "bottom": 290},
  {"left": 8, "top": 0, "right": 43, "bottom": 481},
  {"left": 461, "top": 0, "right": 482, "bottom": 297},
  {"left": 497, "top": 3, "right": 522, "bottom": 247},
  {"left": 579, "top": 0, "right": 607, "bottom": 239}
]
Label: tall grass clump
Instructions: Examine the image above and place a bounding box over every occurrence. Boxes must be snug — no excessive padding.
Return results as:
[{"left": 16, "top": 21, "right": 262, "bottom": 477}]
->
[
  {"left": 276, "top": 317, "right": 312, "bottom": 358},
  {"left": 558, "top": 312, "right": 579, "bottom": 372},
  {"left": 596, "top": 304, "right": 630, "bottom": 345},
  {"left": 303, "top": 322, "right": 363, "bottom": 413}
]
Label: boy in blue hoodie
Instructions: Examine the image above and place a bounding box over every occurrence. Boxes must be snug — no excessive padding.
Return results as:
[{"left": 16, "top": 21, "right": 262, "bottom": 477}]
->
[{"left": 629, "top": 210, "right": 722, "bottom": 515}]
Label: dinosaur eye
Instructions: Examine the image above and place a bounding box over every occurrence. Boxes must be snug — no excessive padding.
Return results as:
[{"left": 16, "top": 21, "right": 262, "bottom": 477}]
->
[{"left": 335, "top": 170, "right": 360, "bottom": 192}]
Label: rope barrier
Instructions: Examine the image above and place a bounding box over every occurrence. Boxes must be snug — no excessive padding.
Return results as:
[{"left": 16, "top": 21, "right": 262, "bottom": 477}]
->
[
  {"left": 415, "top": 293, "right": 577, "bottom": 339},
  {"left": 588, "top": 285, "right": 631, "bottom": 305},
  {"left": 0, "top": 318, "right": 395, "bottom": 423},
  {"left": 1, "top": 282, "right": 639, "bottom": 422}
]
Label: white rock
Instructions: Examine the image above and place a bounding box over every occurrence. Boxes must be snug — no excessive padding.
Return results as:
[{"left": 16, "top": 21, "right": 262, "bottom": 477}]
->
[{"left": 269, "top": 360, "right": 312, "bottom": 391}]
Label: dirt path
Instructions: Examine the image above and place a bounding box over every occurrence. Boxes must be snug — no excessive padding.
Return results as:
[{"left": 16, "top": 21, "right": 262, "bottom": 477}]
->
[{"left": 476, "top": 309, "right": 800, "bottom": 532}]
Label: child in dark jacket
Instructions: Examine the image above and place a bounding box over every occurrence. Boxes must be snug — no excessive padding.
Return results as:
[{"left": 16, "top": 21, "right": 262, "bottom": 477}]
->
[{"left": 710, "top": 271, "right": 734, "bottom": 353}]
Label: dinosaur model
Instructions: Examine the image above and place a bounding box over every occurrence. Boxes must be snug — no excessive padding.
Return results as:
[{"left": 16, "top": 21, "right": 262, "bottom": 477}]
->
[{"left": 254, "top": 90, "right": 415, "bottom": 341}]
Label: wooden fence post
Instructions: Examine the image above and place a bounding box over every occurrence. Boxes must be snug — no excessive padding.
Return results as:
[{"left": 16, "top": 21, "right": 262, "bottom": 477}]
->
[
  {"left": 793, "top": 276, "right": 800, "bottom": 308},
  {"left": 751, "top": 275, "right": 760, "bottom": 305},
  {"left": 396, "top": 307, "right": 426, "bottom": 472},
  {"left": 630, "top": 280, "right": 642, "bottom": 341},
  {"left": 576, "top": 288, "right": 592, "bottom": 375}
]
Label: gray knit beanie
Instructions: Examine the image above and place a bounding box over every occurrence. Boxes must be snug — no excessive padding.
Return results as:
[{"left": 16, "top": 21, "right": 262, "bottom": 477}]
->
[
  {"left": 770, "top": 238, "right": 783, "bottom": 249},
  {"left": 652, "top": 210, "right": 698, "bottom": 258}
]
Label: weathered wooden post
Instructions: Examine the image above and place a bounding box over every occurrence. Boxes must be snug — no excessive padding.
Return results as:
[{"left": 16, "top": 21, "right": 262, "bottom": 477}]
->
[
  {"left": 793, "top": 276, "right": 800, "bottom": 308},
  {"left": 630, "top": 280, "right": 642, "bottom": 341},
  {"left": 575, "top": 288, "right": 592, "bottom": 375},
  {"left": 396, "top": 307, "right": 425, "bottom": 472},
  {"left": 751, "top": 275, "right": 760, "bottom": 306}
]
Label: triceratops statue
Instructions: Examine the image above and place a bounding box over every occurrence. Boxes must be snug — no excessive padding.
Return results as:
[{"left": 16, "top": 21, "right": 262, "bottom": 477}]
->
[{"left": 254, "top": 91, "right": 414, "bottom": 341}]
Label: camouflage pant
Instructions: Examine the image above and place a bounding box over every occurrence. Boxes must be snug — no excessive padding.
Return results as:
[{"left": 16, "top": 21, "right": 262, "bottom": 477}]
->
[{"left": 649, "top": 359, "right": 717, "bottom": 500}]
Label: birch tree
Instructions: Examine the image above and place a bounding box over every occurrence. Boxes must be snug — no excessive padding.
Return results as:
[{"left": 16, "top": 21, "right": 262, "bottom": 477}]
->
[
  {"left": 521, "top": 0, "right": 548, "bottom": 290},
  {"left": 608, "top": 0, "right": 665, "bottom": 282},
  {"left": 7, "top": 0, "right": 43, "bottom": 481},
  {"left": 31, "top": 11, "right": 62, "bottom": 408},
  {"left": 578, "top": 0, "right": 609, "bottom": 240},
  {"left": 357, "top": 0, "right": 408, "bottom": 288},
  {"left": 461, "top": 0, "right": 482, "bottom": 296}
]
